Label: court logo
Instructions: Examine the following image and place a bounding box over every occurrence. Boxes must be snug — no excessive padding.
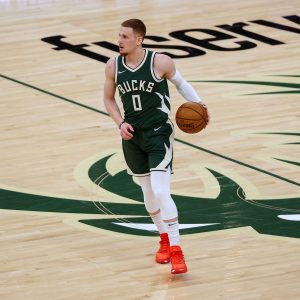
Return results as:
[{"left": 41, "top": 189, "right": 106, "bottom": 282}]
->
[
  {"left": 83, "top": 153, "right": 300, "bottom": 238},
  {"left": 41, "top": 15, "right": 299, "bottom": 64},
  {"left": 1, "top": 149, "right": 299, "bottom": 239}
]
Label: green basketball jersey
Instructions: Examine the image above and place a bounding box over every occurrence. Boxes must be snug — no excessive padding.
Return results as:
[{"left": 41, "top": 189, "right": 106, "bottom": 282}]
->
[{"left": 115, "top": 49, "right": 170, "bottom": 130}]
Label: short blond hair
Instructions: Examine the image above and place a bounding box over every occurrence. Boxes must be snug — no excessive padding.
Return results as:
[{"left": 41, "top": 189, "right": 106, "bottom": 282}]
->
[{"left": 121, "top": 19, "right": 146, "bottom": 40}]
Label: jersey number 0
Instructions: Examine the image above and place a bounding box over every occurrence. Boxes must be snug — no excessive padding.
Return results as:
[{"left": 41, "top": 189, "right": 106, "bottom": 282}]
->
[{"left": 132, "top": 95, "right": 142, "bottom": 111}]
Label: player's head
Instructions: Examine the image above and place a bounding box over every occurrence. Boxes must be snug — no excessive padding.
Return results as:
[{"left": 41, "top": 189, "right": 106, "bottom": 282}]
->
[
  {"left": 121, "top": 19, "right": 146, "bottom": 40},
  {"left": 118, "top": 19, "right": 146, "bottom": 56}
]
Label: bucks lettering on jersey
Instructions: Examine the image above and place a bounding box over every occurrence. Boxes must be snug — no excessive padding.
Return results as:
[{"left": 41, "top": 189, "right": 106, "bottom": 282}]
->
[{"left": 115, "top": 49, "right": 170, "bottom": 130}]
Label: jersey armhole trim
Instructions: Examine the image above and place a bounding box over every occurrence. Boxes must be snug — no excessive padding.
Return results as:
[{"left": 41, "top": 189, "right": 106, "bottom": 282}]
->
[
  {"left": 151, "top": 52, "right": 164, "bottom": 83},
  {"left": 114, "top": 56, "right": 118, "bottom": 84}
]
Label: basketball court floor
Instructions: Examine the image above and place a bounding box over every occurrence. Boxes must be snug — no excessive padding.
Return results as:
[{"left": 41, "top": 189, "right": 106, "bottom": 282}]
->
[{"left": 1, "top": 1, "right": 299, "bottom": 299}]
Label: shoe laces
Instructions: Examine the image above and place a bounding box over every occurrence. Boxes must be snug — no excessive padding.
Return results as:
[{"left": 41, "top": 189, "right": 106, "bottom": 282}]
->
[
  {"left": 158, "top": 238, "right": 169, "bottom": 253},
  {"left": 171, "top": 250, "right": 185, "bottom": 264}
]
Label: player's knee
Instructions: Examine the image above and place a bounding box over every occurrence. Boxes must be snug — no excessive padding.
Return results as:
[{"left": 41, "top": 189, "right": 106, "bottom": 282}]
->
[
  {"left": 152, "top": 186, "right": 169, "bottom": 202},
  {"left": 152, "top": 186, "right": 163, "bottom": 200}
]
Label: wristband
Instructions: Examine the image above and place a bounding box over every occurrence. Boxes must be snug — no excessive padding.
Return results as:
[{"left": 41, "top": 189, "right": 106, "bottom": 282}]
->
[{"left": 118, "top": 120, "right": 125, "bottom": 129}]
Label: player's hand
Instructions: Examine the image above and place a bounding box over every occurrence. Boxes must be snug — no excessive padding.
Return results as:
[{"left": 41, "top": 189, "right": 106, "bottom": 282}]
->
[
  {"left": 120, "top": 122, "right": 134, "bottom": 140},
  {"left": 199, "top": 102, "right": 210, "bottom": 125}
]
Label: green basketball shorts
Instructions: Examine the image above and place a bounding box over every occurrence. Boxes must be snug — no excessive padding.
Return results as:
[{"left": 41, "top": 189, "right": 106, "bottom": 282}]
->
[{"left": 122, "top": 119, "right": 174, "bottom": 176}]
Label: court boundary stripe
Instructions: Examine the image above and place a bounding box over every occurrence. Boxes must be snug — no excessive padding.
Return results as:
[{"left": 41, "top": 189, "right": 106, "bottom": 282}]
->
[
  {"left": 1, "top": 73, "right": 299, "bottom": 187},
  {"left": 0, "top": 74, "right": 109, "bottom": 116}
]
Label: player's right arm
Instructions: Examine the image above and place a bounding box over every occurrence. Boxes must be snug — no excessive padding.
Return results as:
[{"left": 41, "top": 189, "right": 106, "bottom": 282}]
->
[{"left": 103, "top": 58, "right": 134, "bottom": 140}]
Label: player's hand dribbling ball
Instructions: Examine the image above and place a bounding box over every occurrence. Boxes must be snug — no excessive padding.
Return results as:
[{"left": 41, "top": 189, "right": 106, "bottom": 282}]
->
[{"left": 175, "top": 102, "right": 209, "bottom": 134}]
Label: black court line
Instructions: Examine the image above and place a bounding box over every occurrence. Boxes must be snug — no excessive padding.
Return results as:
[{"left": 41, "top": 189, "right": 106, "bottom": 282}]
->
[
  {"left": 177, "top": 139, "right": 299, "bottom": 187},
  {"left": 0, "top": 74, "right": 108, "bottom": 116},
  {"left": 1, "top": 73, "right": 299, "bottom": 187}
]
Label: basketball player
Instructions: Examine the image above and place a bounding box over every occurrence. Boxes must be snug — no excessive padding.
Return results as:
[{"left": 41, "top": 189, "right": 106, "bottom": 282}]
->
[{"left": 103, "top": 19, "right": 209, "bottom": 274}]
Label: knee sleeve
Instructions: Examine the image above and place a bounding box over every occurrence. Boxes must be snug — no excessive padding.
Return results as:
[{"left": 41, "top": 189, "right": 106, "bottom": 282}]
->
[
  {"left": 138, "top": 176, "right": 160, "bottom": 213},
  {"left": 151, "top": 170, "right": 178, "bottom": 220}
]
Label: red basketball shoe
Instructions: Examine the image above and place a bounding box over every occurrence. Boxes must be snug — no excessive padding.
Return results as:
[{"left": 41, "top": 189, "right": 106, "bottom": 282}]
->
[
  {"left": 156, "top": 233, "right": 170, "bottom": 264},
  {"left": 170, "top": 245, "right": 188, "bottom": 274}
]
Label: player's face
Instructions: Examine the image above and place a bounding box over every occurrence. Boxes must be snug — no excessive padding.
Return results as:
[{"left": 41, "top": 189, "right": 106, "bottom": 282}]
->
[{"left": 118, "top": 26, "right": 142, "bottom": 56}]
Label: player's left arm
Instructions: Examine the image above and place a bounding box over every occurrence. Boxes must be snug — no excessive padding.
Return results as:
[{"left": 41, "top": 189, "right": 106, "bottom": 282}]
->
[{"left": 155, "top": 54, "right": 209, "bottom": 122}]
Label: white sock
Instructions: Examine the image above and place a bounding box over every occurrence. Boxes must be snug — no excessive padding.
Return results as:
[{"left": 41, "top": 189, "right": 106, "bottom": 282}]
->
[
  {"left": 151, "top": 212, "right": 168, "bottom": 234},
  {"left": 165, "top": 220, "right": 180, "bottom": 246}
]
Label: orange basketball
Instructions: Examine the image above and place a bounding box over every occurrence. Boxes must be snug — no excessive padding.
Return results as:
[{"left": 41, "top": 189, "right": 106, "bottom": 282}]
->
[{"left": 175, "top": 102, "right": 209, "bottom": 134}]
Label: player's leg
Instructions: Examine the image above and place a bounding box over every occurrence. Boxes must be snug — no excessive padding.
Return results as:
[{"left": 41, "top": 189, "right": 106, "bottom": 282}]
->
[
  {"left": 146, "top": 119, "right": 180, "bottom": 245},
  {"left": 122, "top": 137, "right": 171, "bottom": 264},
  {"left": 147, "top": 120, "right": 187, "bottom": 274},
  {"left": 150, "top": 168, "right": 179, "bottom": 245},
  {"left": 122, "top": 136, "right": 167, "bottom": 232},
  {"left": 151, "top": 169, "right": 187, "bottom": 274},
  {"left": 138, "top": 175, "right": 168, "bottom": 234},
  {"left": 138, "top": 175, "right": 170, "bottom": 264}
]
